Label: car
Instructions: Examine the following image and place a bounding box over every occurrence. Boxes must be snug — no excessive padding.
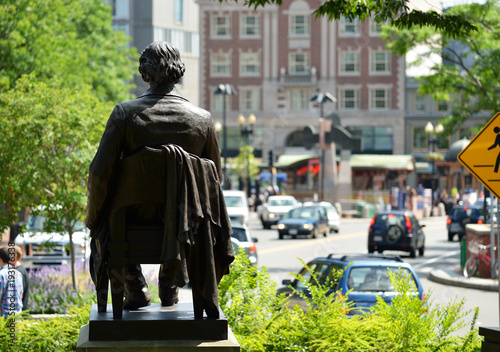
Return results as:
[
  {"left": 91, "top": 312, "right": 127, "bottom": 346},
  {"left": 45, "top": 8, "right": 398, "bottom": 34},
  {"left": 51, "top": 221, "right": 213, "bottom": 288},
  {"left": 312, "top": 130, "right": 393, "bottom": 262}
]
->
[
  {"left": 223, "top": 190, "right": 250, "bottom": 226},
  {"left": 230, "top": 224, "right": 258, "bottom": 266},
  {"left": 447, "top": 204, "right": 484, "bottom": 241},
  {"left": 303, "top": 201, "right": 340, "bottom": 233},
  {"left": 276, "top": 253, "right": 424, "bottom": 314},
  {"left": 367, "top": 210, "right": 426, "bottom": 258},
  {"left": 277, "top": 206, "right": 329, "bottom": 239},
  {"left": 14, "top": 211, "right": 89, "bottom": 269},
  {"left": 259, "top": 195, "right": 301, "bottom": 229}
]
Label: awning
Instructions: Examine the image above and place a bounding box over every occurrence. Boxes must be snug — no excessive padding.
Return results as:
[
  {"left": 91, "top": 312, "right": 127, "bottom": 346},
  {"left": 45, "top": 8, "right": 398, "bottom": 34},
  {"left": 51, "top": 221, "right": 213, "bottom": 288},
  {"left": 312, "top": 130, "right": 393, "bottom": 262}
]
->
[
  {"left": 275, "top": 154, "right": 319, "bottom": 168},
  {"left": 259, "top": 172, "right": 288, "bottom": 182},
  {"left": 350, "top": 154, "right": 415, "bottom": 171}
]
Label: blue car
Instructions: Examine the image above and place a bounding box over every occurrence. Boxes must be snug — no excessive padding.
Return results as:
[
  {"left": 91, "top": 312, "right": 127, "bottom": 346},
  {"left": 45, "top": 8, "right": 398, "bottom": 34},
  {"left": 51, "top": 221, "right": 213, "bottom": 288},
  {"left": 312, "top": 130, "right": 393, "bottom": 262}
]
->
[
  {"left": 277, "top": 206, "right": 329, "bottom": 239},
  {"left": 277, "top": 254, "right": 424, "bottom": 315}
]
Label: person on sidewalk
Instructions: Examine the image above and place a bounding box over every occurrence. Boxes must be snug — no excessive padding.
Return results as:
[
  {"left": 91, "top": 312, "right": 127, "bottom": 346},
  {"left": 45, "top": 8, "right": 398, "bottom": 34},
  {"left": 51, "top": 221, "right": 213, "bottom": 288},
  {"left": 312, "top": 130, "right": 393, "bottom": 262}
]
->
[
  {"left": 86, "top": 41, "right": 230, "bottom": 312},
  {"left": 0, "top": 247, "right": 23, "bottom": 318},
  {"left": 10, "top": 246, "right": 29, "bottom": 311}
]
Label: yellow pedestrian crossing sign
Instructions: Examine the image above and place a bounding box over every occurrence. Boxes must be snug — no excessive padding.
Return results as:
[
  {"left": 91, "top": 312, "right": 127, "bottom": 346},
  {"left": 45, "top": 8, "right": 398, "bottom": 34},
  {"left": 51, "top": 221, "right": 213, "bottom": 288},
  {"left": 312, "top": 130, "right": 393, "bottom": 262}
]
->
[{"left": 458, "top": 112, "right": 500, "bottom": 199}]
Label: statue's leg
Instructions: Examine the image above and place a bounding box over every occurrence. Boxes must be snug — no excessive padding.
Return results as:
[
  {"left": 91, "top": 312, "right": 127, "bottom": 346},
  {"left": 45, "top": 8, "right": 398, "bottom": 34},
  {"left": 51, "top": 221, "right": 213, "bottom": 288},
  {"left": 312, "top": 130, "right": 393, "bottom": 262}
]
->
[
  {"left": 96, "top": 268, "right": 109, "bottom": 313},
  {"left": 191, "top": 288, "right": 219, "bottom": 320},
  {"left": 108, "top": 266, "right": 126, "bottom": 319},
  {"left": 158, "top": 266, "right": 179, "bottom": 306},
  {"left": 123, "top": 264, "right": 151, "bottom": 310}
]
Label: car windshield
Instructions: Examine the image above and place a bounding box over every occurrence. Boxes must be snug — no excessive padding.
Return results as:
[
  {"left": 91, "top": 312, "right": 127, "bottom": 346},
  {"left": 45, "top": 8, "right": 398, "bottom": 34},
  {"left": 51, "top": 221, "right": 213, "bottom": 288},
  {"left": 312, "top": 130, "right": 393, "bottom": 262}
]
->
[
  {"left": 225, "top": 196, "right": 245, "bottom": 207},
  {"left": 373, "top": 214, "right": 405, "bottom": 227},
  {"left": 347, "top": 266, "right": 417, "bottom": 292},
  {"left": 25, "top": 215, "right": 87, "bottom": 232},
  {"left": 269, "top": 199, "right": 295, "bottom": 206},
  {"left": 230, "top": 227, "right": 248, "bottom": 242},
  {"left": 287, "top": 208, "right": 318, "bottom": 219}
]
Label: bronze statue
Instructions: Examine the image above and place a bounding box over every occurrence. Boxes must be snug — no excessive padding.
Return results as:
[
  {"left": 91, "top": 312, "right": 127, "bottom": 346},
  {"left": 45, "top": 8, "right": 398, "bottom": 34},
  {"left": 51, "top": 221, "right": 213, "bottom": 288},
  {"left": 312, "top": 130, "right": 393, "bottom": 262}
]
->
[{"left": 86, "top": 41, "right": 234, "bottom": 319}]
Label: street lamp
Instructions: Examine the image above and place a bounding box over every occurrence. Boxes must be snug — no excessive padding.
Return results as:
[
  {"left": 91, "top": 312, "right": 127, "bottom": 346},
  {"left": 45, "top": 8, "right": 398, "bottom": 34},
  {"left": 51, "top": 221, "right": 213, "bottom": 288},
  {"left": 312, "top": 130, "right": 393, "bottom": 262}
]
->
[
  {"left": 425, "top": 121, "right": 444, "bottom": 216},
  {"left": 214, "top": 84, "right": 238, "bottom": 189},
  {"left": 310, "top": 92, "right": 336, "bottom": 200},
  {"left": 238, "top": 113, "right": 256, "bottom": 198}
]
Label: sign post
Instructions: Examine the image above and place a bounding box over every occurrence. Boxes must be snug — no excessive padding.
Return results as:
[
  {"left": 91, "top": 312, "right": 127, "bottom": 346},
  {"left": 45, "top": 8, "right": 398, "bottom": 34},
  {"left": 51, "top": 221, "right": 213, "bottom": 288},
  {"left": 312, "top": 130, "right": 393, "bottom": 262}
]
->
[{"left": 458, "top": 112, "right": 500, "bottom": 323}]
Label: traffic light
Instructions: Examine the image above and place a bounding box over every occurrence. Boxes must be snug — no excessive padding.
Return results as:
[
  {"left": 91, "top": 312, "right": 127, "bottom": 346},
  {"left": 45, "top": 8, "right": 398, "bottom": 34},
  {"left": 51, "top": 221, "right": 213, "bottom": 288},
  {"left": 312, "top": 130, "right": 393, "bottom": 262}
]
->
[{"left": 268, "top": 150, "right": 274, "bottom": 167}]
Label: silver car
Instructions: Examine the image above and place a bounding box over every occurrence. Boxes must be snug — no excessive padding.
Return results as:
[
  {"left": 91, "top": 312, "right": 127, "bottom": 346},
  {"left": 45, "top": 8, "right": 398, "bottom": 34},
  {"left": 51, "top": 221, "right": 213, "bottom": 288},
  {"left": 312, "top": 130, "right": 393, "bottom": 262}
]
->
[{"left": 303, "top": 201, "right": 340, "bottom": 233}]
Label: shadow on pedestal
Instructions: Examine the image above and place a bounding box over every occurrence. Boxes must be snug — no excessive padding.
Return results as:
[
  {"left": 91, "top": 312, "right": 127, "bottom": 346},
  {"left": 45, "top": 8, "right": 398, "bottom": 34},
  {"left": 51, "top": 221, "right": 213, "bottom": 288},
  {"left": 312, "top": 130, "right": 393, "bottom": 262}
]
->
[{"left": 76, "top": 303, "right": 240, "bottom": 351}]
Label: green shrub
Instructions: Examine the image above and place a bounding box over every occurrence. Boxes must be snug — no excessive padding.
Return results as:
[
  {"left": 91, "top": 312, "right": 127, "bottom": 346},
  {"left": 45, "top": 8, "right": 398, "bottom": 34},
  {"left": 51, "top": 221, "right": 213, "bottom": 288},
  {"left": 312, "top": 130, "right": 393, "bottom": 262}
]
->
[
  {"left": 219, "top": 253, "right": 482, "bottom": 352},
  {"left": 0, "top": 305, "right": 90, "bottom": 352}
]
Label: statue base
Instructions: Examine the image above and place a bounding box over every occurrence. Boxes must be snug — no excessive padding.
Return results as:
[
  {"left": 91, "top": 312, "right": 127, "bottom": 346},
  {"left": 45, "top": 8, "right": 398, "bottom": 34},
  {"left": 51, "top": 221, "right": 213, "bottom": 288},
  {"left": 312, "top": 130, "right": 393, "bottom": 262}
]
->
[{"left": 76, "top": 303, "right": 240, "bottom": 351}]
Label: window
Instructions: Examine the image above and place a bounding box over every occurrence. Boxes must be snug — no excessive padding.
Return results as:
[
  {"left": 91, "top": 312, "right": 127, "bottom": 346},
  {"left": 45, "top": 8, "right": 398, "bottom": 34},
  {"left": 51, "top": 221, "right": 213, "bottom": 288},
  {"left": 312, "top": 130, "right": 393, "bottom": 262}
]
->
[
  {"left": 371, "top": 51, "right": 391, "bottom": 73},
  {"left": 212, "top": 93, "right": 233, "bottom": 112},
  {"left": 346, "top": 126, "right": 393, "bottom": 153},
  {"left": 412, "top": 127, "right": 427, "bottom": 149},
  {"left": 211, "top": 15, "right": 231, "bottom": 38},
  {"left": 210, "top": 52, "right": 231, "bottom": 77},
  {"left": 415, "top": 95, "right": 426, "bottom": 112},
  {"left": 240, "top": 89, "right": 260, "bottom": 111},
  {"left": 289, "top": 52, "right": 310, "bottom": 74},
  {"left": 370, "top": 88, "right": 391, "bottom": 110},
  {"left": 339, "top": 17, "right": 360, "bottom": 35},
  {"left": 290, "top": 15, "right": 310, "bottom": 36},
  {"left": 241, "top": 15, "right": 260, "bottom": 38},
  {"left": 240, "top": 52, "right": 260, "bottom": 76},
  {"left": 175, "top": 0, "right": 183, "bottom": 23},
  {"left": 339, "top": 89, "right": 360, "bottom": 110},
  {"left": 339, "top": 52, "right": 360, "bottom": 74},
  {"left": 370, "top": 18, "right": 388, "bottom": 35},
  {"left": 437, "top": 100, "right": 449, "bottom": 112},
  {"left": 289, "top": 89, "right": 309, "bottom": 111}
]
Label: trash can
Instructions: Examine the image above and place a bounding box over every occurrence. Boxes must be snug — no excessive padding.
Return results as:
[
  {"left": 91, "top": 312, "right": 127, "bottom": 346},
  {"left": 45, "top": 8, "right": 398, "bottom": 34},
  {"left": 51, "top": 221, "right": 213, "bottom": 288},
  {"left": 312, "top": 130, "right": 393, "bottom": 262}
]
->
[
  {"left": 460, "top": 236, "right": 466, "bottom": 268},
  {"left": 356, "top": 201, "right": 366, "bottom": 218}
]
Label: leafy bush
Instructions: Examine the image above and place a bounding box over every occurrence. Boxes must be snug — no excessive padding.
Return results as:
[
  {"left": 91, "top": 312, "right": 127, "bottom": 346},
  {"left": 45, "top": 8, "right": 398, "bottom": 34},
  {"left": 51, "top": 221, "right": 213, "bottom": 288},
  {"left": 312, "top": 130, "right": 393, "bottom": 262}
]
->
[
  {"left": 0, "top": 305, "right": 90, "bottom": 352},
  {"left": 219, "top": 253, "right": 482, "bottom": 351},
  {"left": 29, "top": 262, "right": 95, "bottom": 314}
]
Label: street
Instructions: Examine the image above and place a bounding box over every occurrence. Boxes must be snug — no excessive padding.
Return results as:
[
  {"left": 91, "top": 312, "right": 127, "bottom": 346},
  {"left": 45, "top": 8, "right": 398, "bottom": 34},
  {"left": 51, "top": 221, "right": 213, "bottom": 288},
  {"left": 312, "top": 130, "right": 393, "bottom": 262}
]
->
[{"left": 248, "top": 212, "right": 499, "bottom": 334}]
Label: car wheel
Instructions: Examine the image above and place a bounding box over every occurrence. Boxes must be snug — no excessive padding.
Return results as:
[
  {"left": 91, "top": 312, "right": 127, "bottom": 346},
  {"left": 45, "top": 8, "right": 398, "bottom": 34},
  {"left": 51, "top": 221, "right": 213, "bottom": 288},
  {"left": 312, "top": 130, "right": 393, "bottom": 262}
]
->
[
  {"left": 312, "top": 228, "right": 318, "bottom": 239},
  {"left": 323, "top": 229, "right": 328, "bottom": 237},
  {"left": 279, "top": 232, "right": 284, "bottom": 240},
  {"left": 386, "top": 225, "right": 404, "bottom": 243},
  {"left": 263, "top": 222, "right": 271, "bottom": 230},
  {"left": 409, "top": 246, "right": 417, "bottom": 258},
  {"left": 448, "top": 231, "right": 454, "bottom": 242},
  {"left": 418, "top": 244, "right": 425, "bottom": 257},
  {"left": 368, "top": 247, "right": 374, "bottom": 253}
]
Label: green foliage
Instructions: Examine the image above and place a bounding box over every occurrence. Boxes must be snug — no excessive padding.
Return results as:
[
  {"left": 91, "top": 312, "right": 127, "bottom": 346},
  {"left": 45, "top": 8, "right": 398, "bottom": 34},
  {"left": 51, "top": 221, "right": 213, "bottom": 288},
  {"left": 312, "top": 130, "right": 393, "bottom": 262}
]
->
[
  {"left": 0, "top": 305, "right": 90, "bottom": 352},
  {"left": 224, "top": 0, "right": 477, "bottom": 38},
  {"left": 219, "top": 254, "right": 482, "bottom": 351},
  {"left": 233, "top": 145, "right": 260, "bottom": 180},
  {"left": 0, "top": 0, "right": 137, "bottom": 103},
  {"left": 381, "top": 0, "right": 500, "bottom": 134}
]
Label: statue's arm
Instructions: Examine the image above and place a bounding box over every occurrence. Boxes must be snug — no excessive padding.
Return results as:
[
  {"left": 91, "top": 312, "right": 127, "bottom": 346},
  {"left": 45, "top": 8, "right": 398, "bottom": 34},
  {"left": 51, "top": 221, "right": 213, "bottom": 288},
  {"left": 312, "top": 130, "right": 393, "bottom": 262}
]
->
[
  {"left": 203, "top": 117, "right": 223, "bottom": 182},
  {"left": 86, "top": 105, "right": 124, "bottom": 230}
]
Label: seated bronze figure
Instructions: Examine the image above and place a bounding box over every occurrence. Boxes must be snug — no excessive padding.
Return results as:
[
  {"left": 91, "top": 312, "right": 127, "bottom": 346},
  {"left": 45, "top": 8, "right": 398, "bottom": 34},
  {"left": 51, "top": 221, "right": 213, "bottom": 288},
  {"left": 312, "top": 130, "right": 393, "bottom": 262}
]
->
[{"left": 86, "top": 41, "right": 234, "bottom": 319}]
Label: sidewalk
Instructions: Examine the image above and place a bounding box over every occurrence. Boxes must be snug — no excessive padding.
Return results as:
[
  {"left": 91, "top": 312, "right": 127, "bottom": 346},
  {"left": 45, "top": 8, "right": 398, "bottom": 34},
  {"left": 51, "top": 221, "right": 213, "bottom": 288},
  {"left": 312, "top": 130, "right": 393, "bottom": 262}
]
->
[{"left": 429, "top": 267, "right": 499, "bottom": 292}]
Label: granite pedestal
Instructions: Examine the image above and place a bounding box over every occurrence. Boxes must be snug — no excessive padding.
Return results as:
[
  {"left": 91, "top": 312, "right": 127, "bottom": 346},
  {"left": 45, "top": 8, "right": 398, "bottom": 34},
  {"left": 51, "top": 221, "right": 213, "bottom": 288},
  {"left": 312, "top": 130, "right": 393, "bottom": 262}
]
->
[{"left": 76, "top": 303, "right": 240, "bottom": 351}]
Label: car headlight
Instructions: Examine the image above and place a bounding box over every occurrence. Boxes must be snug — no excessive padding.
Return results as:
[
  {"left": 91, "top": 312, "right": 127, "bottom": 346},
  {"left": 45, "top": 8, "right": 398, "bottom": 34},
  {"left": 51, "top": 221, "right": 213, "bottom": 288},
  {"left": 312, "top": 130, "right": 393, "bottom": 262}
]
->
[
  {"left": 269, "top": 213, "right": 276, "bottom": 219},
  {"left": 303, "top": 223, "right": 314, "bottom": 230},
  {"left": 277, "top": 224, "right": 285, "bottom": 230}
]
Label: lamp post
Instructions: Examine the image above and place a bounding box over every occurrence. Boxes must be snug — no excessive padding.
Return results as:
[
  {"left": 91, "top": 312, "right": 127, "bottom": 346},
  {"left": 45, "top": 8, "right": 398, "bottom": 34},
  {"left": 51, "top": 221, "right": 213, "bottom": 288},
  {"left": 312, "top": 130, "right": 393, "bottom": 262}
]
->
[
  {"left": 425, "top": 121, "right": 444, "bottom": 216},
  {"left": 214, "top": 84, "right": 237, "bottom": 189},
  {"left": 238, "top": 113, "right": 256, "bottom": 198},
  {"left": 310, "top": 92, "right": 336, "bottom": 200}
]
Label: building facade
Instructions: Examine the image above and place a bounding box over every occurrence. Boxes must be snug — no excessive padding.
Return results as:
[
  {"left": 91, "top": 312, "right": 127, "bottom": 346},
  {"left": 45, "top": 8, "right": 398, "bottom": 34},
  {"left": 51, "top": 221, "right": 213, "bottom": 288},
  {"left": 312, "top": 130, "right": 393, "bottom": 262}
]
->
[
  {"left": 198, "top": 0, "right": 406, "bottom": 165},
  {"left": 105, "top": 0, "right": 201, "bottom": 104}
]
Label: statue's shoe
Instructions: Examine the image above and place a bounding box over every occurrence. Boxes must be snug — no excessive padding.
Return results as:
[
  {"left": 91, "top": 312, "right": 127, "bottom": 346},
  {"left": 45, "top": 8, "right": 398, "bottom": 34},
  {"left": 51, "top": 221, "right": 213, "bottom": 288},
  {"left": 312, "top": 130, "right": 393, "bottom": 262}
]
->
[{"left": 160, "top": 286, "right": 179, "bottom": 306}]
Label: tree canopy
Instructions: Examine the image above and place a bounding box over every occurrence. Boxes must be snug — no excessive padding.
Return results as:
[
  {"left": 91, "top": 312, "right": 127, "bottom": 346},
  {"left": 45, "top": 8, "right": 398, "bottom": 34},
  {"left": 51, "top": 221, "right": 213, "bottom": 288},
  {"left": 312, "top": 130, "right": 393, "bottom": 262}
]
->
[
  {"left": 0, "top": 0, "right": 138, "bottom": 103},
  {"left": 227, "top": 0, "right": 477, "bottom": 38},
  {"left": 380, "top": 0, "right": 500, "bottom": 134}
]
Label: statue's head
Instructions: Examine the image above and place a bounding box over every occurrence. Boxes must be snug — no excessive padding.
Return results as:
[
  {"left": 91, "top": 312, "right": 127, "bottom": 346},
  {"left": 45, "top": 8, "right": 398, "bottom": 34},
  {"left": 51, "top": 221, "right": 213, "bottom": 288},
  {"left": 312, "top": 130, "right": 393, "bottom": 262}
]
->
[{"left": 138, "top": 41, "right": 185, "bottom": 85}]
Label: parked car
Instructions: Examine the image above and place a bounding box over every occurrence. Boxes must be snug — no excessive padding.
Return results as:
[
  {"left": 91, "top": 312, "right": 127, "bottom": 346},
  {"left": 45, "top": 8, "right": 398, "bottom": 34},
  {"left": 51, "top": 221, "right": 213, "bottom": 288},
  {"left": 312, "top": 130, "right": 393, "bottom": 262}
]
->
[
  {"left": 223, "top": 190, "right": 250, "bottom": 226},
  {"left": 367, "top": 210, "right": 426, "bottom": 258},
  {"left": 303, "top": 201, "right": 340, "bottom": 233},
  {"left": 14, "top": 212, "right": 89, "bottom": 269},
  {"left": 447, "top": 204, "right": 484, "bottom": 241},
  {"left": 277, "top": 253, "right": 424, "bottom": 314},
  {"left": 277, "top": 206, "right": 329, "bottom": 239},
  {"left": 230, "top": 224, "right": 258, "bottom": 266},
  {"left": 259, "top": 195, "right": 301, "bottom": 229}
]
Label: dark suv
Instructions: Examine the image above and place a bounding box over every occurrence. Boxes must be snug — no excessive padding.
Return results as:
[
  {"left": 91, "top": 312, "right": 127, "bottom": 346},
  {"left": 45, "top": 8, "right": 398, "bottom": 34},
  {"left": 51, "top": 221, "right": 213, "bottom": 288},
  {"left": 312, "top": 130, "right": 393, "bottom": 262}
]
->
[
  {"left": 277, "top": 253, "right": 424, "bottom": 314},
  {"left": 447, "top": 205, "right": 484, "bottom": 242},
  {"left": 368, "top": 211, "right": 426, "bottom": 258}
]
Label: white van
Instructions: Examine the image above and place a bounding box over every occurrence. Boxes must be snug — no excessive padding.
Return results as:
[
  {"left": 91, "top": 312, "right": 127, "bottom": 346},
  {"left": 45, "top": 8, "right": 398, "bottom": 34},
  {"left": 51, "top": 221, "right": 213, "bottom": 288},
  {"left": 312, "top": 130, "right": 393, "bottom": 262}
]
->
[
  {"left": 15, "top": 212, "right": 89, "bottom": 268},
  {"left": 223, "top": 190, "right": 250, "bottom": 226}
]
